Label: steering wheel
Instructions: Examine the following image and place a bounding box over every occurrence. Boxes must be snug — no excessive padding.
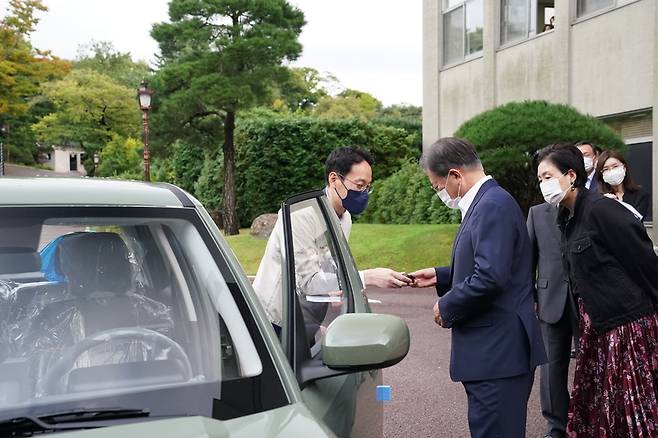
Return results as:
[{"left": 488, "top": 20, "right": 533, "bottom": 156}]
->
[{"left": 36, "top": 327, "right": 194, "bottom": 396}]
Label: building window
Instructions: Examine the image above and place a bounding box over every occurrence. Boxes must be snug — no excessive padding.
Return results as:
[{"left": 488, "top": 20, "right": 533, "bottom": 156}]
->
[
  {"left": 500, "top": 0, "right": 555, "bottom": 46},
  {"left": 443, "top": 0, "right": 483, "bottom": 66},
  {"left": 576, "top": 0, "right": 614, "bottom": 18}
]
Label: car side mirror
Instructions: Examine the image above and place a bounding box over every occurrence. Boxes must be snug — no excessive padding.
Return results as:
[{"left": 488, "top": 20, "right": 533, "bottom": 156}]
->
[{"left": 321, "top": 313, "right": 410, "bottom": 370}]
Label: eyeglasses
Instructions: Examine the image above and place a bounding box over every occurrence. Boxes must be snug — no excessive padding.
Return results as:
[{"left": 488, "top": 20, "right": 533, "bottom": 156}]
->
[{"left": 338, "top": 174, "right": 373, "bottom": 194}]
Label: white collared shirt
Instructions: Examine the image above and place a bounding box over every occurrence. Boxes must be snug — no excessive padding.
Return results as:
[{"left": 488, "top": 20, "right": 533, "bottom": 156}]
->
[
  {"left": 253, "top": 201, "right": 355, "bottom": 325},
  {"left": 457, "top": 175, "right": 493, "bottom": 219}
]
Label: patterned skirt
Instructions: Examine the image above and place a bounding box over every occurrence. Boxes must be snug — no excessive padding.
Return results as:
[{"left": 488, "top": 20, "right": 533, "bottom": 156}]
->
[{"left": 567, "top": 299, "right": 658, "bottom": 437}]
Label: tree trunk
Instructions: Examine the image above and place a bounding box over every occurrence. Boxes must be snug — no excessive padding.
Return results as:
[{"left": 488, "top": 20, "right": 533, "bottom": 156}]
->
[{"left": 222, "top": 111, "right": 240, "bottom": 236}]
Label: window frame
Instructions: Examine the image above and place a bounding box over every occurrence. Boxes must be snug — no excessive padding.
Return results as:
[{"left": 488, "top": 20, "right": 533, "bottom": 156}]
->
[
  {"left": 280, "top": 190, "right": 361, "bottom": 387},
  {"left": 574, "top": 0, "right": 615, "bottom": 19},
  {"left": 442, "top": 0, "right": 484, "bottom": 67}
]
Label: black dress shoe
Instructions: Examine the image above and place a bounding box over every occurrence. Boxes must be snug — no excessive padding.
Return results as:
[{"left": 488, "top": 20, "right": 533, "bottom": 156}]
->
[{"left": 570, "top": 348, "right": 577, "bottom": 358}]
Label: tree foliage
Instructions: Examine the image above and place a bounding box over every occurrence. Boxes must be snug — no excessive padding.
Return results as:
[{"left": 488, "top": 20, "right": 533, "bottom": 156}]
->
[
  {"left": 32, "top": 68, "right": 141, "bottom": 172},
  {"left": 32, "top": 68, "right": 140, "bottom": 146},
  {"left": 0, "top": 0, "right": 70, "bottom": 163},
  {"left": 96, "top": 135, "right": 142, "bottom": 179},
  {"left": 314, "top": 89, "right": 383, "bottom": 121},
  {"left": 0, "top": 0, "right": 69, "bottom": 117},
  {"left": 454, "top": 100, "right": 626, "bottom": 213},
  {"left": 74, "top": 40, "right": 151, "bottom": 88},
  {"left": 151, "top": 0, "right": 305, "bottom": 234}
]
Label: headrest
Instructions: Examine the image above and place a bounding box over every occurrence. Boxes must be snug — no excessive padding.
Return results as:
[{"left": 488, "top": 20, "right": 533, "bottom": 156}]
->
[
  {"left": 55, "top": 232, "right": 133, "bottom": 296},
  {"left": 0, "top": 247, "right": 41, "bottom": 275}
]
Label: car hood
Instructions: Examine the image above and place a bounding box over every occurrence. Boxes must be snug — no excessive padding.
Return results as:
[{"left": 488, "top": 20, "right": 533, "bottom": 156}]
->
[{"left": 49, "top": 404, "right": 335, "bottom": 438}]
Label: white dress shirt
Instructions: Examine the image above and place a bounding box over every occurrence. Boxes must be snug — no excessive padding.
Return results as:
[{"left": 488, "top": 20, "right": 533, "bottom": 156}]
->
[
  {"left": 253, "top": 205, "right": 353, "bottom": 326},
  {"left": 457, "top": 175, "right": 493, "bottom": 219}
]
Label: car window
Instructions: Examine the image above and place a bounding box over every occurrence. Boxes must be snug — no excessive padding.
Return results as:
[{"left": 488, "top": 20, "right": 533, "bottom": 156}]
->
[
  {"left": 282, "top": 197, "right": 353, "bottom": 357},
  {"left": 0, "top": 207, "right": 287, "bottom": 422}
]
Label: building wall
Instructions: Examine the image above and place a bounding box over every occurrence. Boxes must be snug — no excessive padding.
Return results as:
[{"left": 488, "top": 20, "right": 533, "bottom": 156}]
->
[
  {"left": 51, "top": 148, "right": 84, "bottom": 174},
  {"left": 440, "top": 59, "right": 486, "bottom": 136},
  {"left": 496, "top": 32, "right": 555, "bottom": 106},
  {"left": 570, "top": 0, "right": 654, "bottom": 117}
]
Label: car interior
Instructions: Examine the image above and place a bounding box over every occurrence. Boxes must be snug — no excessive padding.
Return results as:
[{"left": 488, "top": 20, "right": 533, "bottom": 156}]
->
[{"left": 0, "top": 208, "right": 287, "bottom": 420}]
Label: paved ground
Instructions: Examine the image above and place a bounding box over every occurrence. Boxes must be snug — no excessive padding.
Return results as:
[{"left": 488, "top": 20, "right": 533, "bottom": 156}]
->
[
  {"left": 366, "top": 286, "right": 560, "bottom": 438},
  {"left": 4, "top": 163, "right": 83, "bottom": 177}
]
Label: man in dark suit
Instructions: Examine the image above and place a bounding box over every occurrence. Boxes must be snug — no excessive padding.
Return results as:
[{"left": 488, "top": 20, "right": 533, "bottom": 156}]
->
[
  {"left": 527, "top": 203, "right": 578, "bottom": 438},
  {"left": 411, "top": 138, "right": 547, "bottom": 438},
  {"left": 575, "top": 141, "right": 599, "bottom": 192}
]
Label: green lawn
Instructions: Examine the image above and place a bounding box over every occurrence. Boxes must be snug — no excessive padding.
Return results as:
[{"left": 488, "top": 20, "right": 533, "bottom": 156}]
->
[{"left": 225, "top": 224, "right": 459, "bottom": 275}]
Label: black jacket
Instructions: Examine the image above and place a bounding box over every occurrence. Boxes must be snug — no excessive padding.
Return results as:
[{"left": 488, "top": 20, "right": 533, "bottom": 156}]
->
[
  {"left": 622, "top": 187, "right": 651, "bottom": 220},
  {"left": 558, "top": 188, "right": 658, "bottom": 333}
]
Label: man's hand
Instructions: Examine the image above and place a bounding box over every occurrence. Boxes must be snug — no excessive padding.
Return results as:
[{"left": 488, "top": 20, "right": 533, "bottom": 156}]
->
[
  {"left": 408, "top": 268, "right": 437, "bottom": 288},
  {"left": 433, "top": 300, "right": 443, "bottom": 327},
  {"left": 364, "top": 268, "right": 413, "bottom": 289}
]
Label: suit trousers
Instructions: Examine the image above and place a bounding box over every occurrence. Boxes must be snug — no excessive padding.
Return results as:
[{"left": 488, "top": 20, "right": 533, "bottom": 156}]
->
[
  {"left": 539, "top": 299, "right": 578, "bottom": 437},
  {"left": 463, "top": 371, "right": 535, "bottom": 438}
]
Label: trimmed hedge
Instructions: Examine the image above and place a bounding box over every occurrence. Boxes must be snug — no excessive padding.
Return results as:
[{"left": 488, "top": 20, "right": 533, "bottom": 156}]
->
[
  {"left": 454, "top": 101, "right": 626, "bottom": 213},
  {"left": 359, "top": 160, "right": 460, "bottom": 225},
  {"left": 190, "top": 115, "right": 419, "bottom": 227}
]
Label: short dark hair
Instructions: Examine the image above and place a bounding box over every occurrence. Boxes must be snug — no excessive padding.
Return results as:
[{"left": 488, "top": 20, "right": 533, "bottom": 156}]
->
[
  {"left": 595, "top": 149, "right": 640, "bottom": 193},
  {"left": 535, "top": 143, "right": 588, "bottom": 189},
  {"left": 325, "top": 146, "right": 374, "bottom": 182},
  {"left": 420, "top": 137, "right": 482, "bottom": 176},
  {"left": 574, "top": 140, "right": 598, "bottom": 156}
]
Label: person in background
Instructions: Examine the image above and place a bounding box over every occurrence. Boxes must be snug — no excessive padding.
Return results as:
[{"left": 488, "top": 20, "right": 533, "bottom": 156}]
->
[
  {"left": 574, "top": 141, "right": 599, "bottom": 191},
  {"left": 527, "top": 199, "right": 576, "bottom": 438},
  {"left": 596, "top": 149, "right": 651, "bottom": 220},
  {"left": 536, "top": 143, "right": 658, "bottom": 437}
]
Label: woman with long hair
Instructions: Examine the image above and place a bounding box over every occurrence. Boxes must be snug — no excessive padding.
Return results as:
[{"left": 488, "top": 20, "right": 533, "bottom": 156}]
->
[
  {"left": 535, "top": 143, "right": 658, "bottom": 437},
  {"left": 595, "top": 149, "right": 651, "bottom": 219}
]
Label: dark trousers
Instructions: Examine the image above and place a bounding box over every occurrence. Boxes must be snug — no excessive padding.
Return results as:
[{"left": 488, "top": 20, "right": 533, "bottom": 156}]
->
[
  {"left": 463, "top": 371, "right": 535, "bottom": 438},
  {"left": 539, "top": 301, "right": 578, "bottom": 438}
]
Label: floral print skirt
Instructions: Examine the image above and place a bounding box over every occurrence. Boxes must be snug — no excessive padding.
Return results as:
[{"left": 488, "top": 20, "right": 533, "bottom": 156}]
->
[{"left": 567, "top": 298, "right": 658, "bottom": 437}]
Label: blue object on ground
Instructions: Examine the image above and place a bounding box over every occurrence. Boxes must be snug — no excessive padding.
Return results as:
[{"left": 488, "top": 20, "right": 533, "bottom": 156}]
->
[{"left": 376, "top": 385, "right": 391, "bottom": 402}]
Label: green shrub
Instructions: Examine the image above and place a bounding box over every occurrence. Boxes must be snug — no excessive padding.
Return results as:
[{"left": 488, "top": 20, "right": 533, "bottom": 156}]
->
[
  {"left": 96, "top": 135, "right": 142, "bottom": 178},
  {"left": 171, "top": 141, "right": 206, "bottom": 193},
  {"left": 194, "top": 150, "right": 223, "bottom": 214},
  {"left": 454, "top": 100, "right": 626, "bottom": 213},
  {"left": 360, "top": 160, "right": 460, "bottom": 225}
]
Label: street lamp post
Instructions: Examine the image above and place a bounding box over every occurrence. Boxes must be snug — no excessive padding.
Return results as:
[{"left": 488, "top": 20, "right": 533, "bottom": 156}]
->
[
  {"left": 0, "top": 125, "right": 8, "bottom": 177},
  {"left": 137, "top": 80, "right": 154, "bottom": 182},
  {"left": 93, "top": 152, "right": 100, "bottom": 175}
]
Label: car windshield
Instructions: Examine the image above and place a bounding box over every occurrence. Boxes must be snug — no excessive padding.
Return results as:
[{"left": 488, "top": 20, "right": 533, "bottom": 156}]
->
[{"left": 0, "top": 206, "right": 287, "bottom": 422}]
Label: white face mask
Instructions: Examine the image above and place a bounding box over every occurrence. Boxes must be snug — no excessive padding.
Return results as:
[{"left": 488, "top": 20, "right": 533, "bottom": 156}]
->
[
  {"left": 583, "top": 157, "right": 594, "bottom": 173},
  {"left": 436, "top": 174, "right": 462, "bottom": 209},
  {"left": 540, "top": 174, "right": 570, "bottom": 206},
  {"left": 603, "top": 166, "right": 625, "bottom": 186}
]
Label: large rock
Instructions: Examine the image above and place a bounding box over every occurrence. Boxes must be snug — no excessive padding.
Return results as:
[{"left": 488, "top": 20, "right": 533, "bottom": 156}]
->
[{"left": 250, "top": 214, "right": 278, "bottom": 240}]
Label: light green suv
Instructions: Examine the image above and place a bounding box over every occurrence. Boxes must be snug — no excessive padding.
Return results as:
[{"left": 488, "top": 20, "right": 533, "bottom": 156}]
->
[{"left": 0, "top": 178, "right": 410, "bottom": 437}]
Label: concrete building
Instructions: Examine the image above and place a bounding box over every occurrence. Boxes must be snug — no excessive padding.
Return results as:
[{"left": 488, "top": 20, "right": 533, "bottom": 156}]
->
[
  {"left": 423, "top": 0, "right": 657, "bottom": 234},
  {"left": 41, "top": 145, "right": 86, "bottom": 176}
]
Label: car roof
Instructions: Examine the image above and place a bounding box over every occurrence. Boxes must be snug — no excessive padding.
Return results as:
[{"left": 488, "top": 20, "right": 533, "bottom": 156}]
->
[{"left": 0, "top": 178, "right": 190, "bottom": 207}]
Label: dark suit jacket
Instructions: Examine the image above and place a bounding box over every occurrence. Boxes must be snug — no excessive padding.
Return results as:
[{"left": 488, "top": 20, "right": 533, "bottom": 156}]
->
[
  {"left": 527, "top": 203, "right": 569, "bottom": 324},
  {"left": 587, "top": 172, "right": 598, "bottom": 192},
  {"left": 435, "top": 179, "right": 547, "bottom": 382}
]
